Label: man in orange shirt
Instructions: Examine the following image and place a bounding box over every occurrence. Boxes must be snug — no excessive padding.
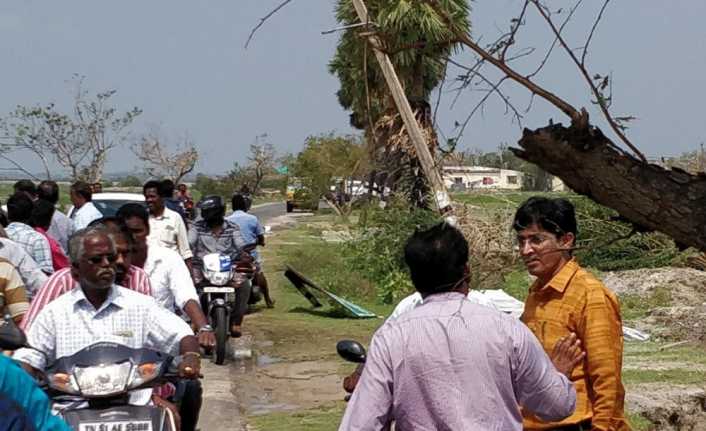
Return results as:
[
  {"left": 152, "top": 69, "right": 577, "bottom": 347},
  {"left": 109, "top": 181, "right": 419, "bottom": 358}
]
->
[{"left": 513, "top": 197, "right": 630, "bottom": 431}]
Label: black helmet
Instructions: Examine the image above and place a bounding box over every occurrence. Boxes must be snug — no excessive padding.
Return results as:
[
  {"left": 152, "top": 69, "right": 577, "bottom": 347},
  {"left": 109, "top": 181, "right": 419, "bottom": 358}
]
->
[
  {"left": 198, "top": 195, "right": 224, "bottom": 211},
  {"left": 198, "top": 195, "right": 225, "bottom": 221}
]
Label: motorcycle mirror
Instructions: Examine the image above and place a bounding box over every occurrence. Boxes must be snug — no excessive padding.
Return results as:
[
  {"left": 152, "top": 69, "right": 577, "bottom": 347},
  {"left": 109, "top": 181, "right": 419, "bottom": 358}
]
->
[
  {"left": 0, "top": 315, "right": 27, "bottom": 351},
  {"left": 336, "top": 340, "right": 366, "bottom": 363}
]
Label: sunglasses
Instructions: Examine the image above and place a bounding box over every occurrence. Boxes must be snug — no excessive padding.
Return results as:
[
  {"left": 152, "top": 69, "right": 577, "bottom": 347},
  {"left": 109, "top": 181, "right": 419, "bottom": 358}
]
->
[{"left": 85, "top": 254, "right": 118, "bottom": 265}]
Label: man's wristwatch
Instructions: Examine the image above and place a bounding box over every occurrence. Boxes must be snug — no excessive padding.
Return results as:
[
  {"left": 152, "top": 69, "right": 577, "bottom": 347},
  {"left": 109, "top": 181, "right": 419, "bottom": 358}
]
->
[{"left": 198, "top": 324, "right": 214, "bottom": 333}]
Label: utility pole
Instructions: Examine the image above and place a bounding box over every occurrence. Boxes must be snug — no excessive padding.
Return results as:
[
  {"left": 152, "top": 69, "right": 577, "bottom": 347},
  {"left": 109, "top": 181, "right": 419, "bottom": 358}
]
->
[{"left": 350, "top": 0, "right": 453, "bottom": 216}]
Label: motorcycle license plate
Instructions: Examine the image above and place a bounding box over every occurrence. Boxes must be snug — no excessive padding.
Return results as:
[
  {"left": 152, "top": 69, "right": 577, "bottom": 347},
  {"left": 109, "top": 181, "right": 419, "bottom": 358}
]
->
[
  {"left": 203, "top": 286, "right": 235, "bottom": 293},
  {"left": 78, "top": 420, "right": 152, "bottom": 431}
]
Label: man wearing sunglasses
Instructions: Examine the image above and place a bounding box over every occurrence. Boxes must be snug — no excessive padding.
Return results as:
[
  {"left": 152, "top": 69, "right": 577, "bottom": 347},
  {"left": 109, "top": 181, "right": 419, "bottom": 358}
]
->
[
  {"left": 12, "top": 226, "right": 201, "bottom": 416},
  {"left": 513, "top": 197, "right": 629, "bottom": 431},
  {"left": 20, "top": 218, "right": 151, "bottom": 331}
]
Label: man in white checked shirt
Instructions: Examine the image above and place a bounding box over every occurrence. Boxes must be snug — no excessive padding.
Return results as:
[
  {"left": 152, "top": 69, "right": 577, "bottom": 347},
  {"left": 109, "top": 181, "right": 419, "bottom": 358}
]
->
[{"left": 12, "top": 226, "right": 201, "bottom": 414}]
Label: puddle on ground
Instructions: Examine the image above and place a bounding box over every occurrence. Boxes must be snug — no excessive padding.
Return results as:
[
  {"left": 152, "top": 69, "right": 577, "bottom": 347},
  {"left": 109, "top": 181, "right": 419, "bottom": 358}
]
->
[{"left": 227, "top": 337, "right": 344, "bottom": 417}]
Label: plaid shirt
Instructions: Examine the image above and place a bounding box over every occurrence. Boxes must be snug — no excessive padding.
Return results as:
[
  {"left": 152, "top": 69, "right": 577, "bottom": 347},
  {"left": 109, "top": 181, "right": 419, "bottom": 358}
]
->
[
  {"left": 5, "top": 222, "right": 53, "bottom": 274},
  {"left": 20, "top": 266, "right": 151, "bottom": 330},
  {"left": 188, "top": 219, "right": 246, "bottom": 271},
  {"left": 521, "top": 258, "right": 629, "bottom": 431}
]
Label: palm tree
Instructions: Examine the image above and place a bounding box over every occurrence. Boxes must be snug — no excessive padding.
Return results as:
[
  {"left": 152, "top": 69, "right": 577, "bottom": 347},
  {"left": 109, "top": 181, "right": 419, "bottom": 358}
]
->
[{"left": 329, "top": 0, "right": 470, "bottom": 206}]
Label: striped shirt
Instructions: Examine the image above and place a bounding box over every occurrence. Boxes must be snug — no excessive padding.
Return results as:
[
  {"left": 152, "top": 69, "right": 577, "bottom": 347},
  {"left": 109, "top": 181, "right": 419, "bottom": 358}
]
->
[
  {"left": 0, "top": 258, "right": 29, "bottom": 321},
  {"left": 339, "top": 292, "right": 576, "bottom": 431},
  {"left": 20, "top": 265, "right": 151, "bottom": 330}
]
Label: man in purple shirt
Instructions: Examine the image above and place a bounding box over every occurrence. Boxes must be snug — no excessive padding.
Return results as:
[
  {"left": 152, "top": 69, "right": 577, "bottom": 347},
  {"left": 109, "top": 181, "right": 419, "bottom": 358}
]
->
[{"left": 339, "top": 223, "right": 582, "bottom": 431}]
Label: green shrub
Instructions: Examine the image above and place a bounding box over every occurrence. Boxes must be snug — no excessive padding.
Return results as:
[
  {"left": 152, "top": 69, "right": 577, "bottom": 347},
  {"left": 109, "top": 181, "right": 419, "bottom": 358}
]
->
[{"left": 344, "top": 200, "right": 440, "bottom": 304}]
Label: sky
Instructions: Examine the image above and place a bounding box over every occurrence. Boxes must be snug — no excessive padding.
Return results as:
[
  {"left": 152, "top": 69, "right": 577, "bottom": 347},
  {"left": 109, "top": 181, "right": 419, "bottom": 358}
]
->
[{"left": 1, "top": 0, "right": 705, "bottom": 176}]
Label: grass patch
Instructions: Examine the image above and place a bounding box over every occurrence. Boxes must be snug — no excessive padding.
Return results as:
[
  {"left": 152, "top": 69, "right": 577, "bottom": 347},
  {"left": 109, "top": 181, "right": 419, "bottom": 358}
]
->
[
  {"left": 249, "top": 403, "right": 345, "bottom": 431},
  {"left": 620, "top": 287, "right": 672, "bottom": 321},
  {"left": 622, "top": 368, "right": 706, "bottom": 385},
  {"left": 627, "top": 412, "right": 652, "bottom": 431},
  {"left": 500, "top": 268, "right": 530, "bottom": 301}
]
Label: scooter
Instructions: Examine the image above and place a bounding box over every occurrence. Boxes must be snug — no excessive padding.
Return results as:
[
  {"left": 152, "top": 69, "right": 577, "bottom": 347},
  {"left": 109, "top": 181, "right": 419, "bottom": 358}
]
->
[
  {"left": 197, "top": 253, "right": 253, "bottom": 365},
  {"left": 0, "top": 313, "right": 182, "bottom": 431},
  {"left": 47, "top": 343, "right": 181, "bottom": 431}
]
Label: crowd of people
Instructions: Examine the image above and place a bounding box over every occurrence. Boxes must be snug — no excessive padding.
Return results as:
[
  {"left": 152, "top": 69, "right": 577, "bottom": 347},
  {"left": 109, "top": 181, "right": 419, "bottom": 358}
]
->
[
  {"left": 0, "top": 179, "right": 631, "bottom": 430},
  {"left": 0, "top": 179, "right": 271, "bottom": 431}
]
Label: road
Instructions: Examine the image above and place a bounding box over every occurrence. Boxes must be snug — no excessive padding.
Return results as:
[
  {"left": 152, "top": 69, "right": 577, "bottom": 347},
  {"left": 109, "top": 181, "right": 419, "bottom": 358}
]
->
[
  {"left": 198, "top": 201, "right": 286, "bottom": 431},
  {"left": 250, "top": 201, "right": 287, "bottom": 224}
]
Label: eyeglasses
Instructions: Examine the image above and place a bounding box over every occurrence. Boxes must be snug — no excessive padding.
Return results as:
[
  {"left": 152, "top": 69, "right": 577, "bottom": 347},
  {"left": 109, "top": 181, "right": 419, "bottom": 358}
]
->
[
  {"left": 514, "top": 234, "right": 554, "bottom": 250},
  {"left": 85, "top": 254, "right": 118, "bottom": 265}
]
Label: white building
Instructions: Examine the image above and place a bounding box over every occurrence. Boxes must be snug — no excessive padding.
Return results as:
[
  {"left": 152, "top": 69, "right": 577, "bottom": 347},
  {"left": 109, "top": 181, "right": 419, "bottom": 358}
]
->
[{"left": 442, "top": 165, "right": 524, "bottom": 191}]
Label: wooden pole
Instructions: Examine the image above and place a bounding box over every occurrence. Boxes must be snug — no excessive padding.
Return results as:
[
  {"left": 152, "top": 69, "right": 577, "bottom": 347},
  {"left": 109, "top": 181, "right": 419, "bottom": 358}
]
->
[{"left": 350, "top": 0, "right": 453, "bottom": 215}]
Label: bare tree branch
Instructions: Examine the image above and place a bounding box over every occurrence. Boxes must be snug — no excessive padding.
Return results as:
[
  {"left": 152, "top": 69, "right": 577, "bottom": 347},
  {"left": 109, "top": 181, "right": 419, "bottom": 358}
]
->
[
  {"left": 0, "top": 154, "right": 40, "bottom": 180},
  {"left": 423, "top": 0, "right": 581, "bottom": 123},
  {"left": 132, "top": 127, "right": 199, "bottom": 184},
  {"left": 244, "top": 0, "right": 296, "bottom": 49},
  {"left": 526, "top": 0, "right": 583, "bottom": 79},
  {"left": 499, "top": 0, "right": 530, "bottom": 61},
  {"left": 582, "top": 0, "right": 611, "bottom": 66},
  {"left": 528, "top": 0, "right": 646, "bottom": 161}
]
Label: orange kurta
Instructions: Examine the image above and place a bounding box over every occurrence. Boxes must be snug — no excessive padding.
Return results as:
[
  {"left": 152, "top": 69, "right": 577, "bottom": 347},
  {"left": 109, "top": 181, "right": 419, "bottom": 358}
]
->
[{"left": 521, "top": 258, "right": 631, "bottom": 431}]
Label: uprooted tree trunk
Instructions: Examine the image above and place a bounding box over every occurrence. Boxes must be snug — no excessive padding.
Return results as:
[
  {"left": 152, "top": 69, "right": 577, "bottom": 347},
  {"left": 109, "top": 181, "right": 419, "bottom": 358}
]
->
[{"left": 511, "top": 123, "right": 706, "bottom": 251}]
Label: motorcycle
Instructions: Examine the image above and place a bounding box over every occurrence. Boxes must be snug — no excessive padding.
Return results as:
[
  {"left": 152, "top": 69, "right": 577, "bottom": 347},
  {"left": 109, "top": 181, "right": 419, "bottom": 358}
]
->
[
  {"left": 197, "top": 253, "right": 253, "bottom": 365},
  {"left": 0, "top": 313, "right": 182, "bottom": 431},
  {"left": 337, "top": 340, "right": 367, "bottom": 401}
]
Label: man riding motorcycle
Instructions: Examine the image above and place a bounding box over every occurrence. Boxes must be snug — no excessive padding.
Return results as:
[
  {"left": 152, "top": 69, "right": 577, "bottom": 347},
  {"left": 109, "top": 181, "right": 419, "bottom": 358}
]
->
[
  {"left": 188, "top": 196, "right": 251, "bottom": 337},
  {"left": 12, "top": 226, "right": 201, "bottom": 428},
  {"left": 227, "top": 193, "right": 274, "bottom": 308}
]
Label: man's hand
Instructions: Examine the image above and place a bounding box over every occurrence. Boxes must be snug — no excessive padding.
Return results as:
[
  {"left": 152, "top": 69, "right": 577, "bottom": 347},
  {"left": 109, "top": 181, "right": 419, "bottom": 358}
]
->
[
  {"left": 152, "top": 395, "right": 182, "bottom": 431},
  {"left": 343, "top": 364, "right": 365, "bottom": 393},
  {"left": 198, "top": 330, "right": 216, "bottom": 349},
  {"left": 178, "top": 352, "right": 202, "bottom": 380},
  {"left": 551, "top": 332, "right": 585, "bottom": 378}
]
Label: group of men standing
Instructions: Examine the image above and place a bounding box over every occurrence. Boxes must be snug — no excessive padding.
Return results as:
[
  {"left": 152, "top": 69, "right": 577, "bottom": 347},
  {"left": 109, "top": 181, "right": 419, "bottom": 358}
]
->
[
  {"left": 341, "top": 197, "right": 629, "bottom": 431},
  {"left": 0, "top": 178, "right": 271, "bottom": 431}
]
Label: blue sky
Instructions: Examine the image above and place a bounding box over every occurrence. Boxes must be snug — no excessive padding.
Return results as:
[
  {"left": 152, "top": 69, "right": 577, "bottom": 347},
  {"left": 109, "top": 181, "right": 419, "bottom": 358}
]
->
[{"left": 1, "top": 1, "right": 704, "bottom": 175}]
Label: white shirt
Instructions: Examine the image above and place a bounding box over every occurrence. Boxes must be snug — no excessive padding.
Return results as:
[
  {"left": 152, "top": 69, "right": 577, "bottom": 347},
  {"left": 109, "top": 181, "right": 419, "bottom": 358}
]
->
[
  {"left": 14, "top": 285, "right": 193, "bottom": 371},
  {"left": 14, "top": 285, "right": 193, "bottom": 408},
  {"left": 388, "top": 290, "right": 499, "bottom": 321},
  {"left": 70, "top": 201, "right": 103, "bottom": 230},
  {"left": 48, "top": 210, "right": 74, "bottom": 252},
  {"left": 148, "top": 207, "right": 193, "bottom": 260},
  {"left": 144, "top": 245, "right": 199, "bottom": 312}
]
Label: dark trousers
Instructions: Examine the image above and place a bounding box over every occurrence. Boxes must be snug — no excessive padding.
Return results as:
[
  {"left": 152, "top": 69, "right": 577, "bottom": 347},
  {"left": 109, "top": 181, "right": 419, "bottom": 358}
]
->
[
  {"left": 176, "top": 380, "right": 203, "bottom": 431},
  {"left": 546, "top": 421, "right": 592, "bottom": 431}
]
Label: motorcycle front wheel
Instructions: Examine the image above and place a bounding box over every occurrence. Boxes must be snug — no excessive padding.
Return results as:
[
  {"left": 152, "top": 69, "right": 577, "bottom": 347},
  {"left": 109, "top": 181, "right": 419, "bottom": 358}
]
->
[{"left": 213, "top": 306, "right": 228, "bottom": 365}]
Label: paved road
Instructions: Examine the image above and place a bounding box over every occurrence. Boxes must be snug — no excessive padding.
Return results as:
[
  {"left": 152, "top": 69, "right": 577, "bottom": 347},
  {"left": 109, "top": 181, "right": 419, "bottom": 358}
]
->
[
  {"left": 198, "top": 201, "right": 285, "bottom": 430},
  {"left": 250, "top": 201, "right": 286, "bottom": 225}
]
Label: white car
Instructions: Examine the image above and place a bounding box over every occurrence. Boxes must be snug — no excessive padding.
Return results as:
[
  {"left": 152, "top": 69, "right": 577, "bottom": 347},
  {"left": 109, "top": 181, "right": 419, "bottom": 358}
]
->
[{"left": 67, "top": 192, "right": 145, "bottom": 217}]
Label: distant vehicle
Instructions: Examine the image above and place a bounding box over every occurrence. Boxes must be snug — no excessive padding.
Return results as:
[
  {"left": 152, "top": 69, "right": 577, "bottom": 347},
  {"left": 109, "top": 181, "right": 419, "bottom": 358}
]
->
[
  {"left": 285, "top": 180, "right": 319, "bottom": 213},
  {"left": 90, "top": 192, "right": 145, "bottom": 216}
]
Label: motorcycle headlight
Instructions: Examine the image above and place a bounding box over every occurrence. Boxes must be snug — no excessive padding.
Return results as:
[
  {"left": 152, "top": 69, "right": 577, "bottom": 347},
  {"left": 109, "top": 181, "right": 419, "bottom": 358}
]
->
[
  {"left": 48, "top": 372, "right": 80, "bottom": 395},
  {"left": 204, "top": 269, "right": 231, "bottom": 286},
  {"left": 127, "top": 362, "right": 162, "bottom": 389},
  {"left": 74, "top": 362, "right": 132, "bottom": 397}
]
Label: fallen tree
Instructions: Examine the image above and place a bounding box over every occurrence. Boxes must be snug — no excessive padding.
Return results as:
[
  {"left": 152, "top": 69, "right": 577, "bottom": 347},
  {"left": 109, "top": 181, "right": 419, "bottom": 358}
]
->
[
  {"left": 513, "top": 123, "right": 706, "bottom": 250},
  {"left": 424, "top": 0, "right": 706, "bottom": 251}
]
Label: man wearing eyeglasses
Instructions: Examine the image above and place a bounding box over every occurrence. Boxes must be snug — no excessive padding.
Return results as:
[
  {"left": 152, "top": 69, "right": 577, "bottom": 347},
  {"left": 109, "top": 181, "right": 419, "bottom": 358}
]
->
[
  {"left": 513, "top": 197, "right": 629, "bottom": 431},
  {"left": 12, "top": 226, "right": 201, "bottom": 419}
]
